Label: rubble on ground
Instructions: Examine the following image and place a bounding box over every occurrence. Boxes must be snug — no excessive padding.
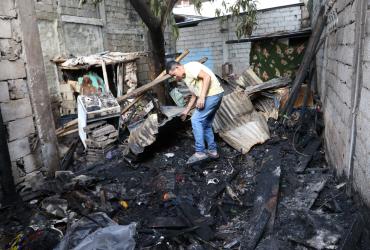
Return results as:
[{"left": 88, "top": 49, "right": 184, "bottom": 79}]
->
[{"left": 1, "top": 108, "right": 369, "bottom": 249}]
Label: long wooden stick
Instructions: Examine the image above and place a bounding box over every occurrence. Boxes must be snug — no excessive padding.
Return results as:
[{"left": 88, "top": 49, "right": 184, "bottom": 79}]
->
[
  {"left": 281, "top": 5, "right": 326, "bottom": 115},
  {"left": 117, "top": 49, "right": 190, "bottom": 103},
  {"left": 101, "top": 60, "right": 110, "bottom": 93},
  {"left": 121, "top": 95, "right": 144, "bottom": 115}
]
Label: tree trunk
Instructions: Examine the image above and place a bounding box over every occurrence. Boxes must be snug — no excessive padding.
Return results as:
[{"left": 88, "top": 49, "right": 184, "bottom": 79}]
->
[
  {"left": 128, "top": 0, "right": 168, "bottom": 104},
  {"left": 148, "top": 26, "right": 167, "bottom": 104}
]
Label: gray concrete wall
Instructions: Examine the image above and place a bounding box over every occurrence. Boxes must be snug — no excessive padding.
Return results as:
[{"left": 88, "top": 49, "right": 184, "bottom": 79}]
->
[
  {"left": 0, "top": 0, "right": 44, "bottom": 189},
  {"left": 33, "top": 0, "right": 151, "bottom": 99},
  {"left": 313, "top": 0, "right": 370, "bottom": 206},
  {"left": 175, "top": 4, "right": 304, "bottom": 75}
]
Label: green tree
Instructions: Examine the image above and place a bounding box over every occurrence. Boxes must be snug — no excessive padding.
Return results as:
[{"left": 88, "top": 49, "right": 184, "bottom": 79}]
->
[
  {"left": 130, "top": 0, "right": 257, "bottom": 75},
  {"left": 86, "top": 0, "right": 257, "bottom": 101}
]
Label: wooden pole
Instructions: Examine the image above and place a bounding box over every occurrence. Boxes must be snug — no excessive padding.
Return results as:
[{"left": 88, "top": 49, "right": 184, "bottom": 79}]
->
[
  {"left": 101, "top": 59, "right": 110, "bottom": 93},
  {"left": 117, "top": 56, "right": 208, "bottom": 103},
  {"left": 117, "top": 63, "right": 124, "bottom": 97},
  {"left": 281, "top": 5, "right": 327, "bottom": 115}
]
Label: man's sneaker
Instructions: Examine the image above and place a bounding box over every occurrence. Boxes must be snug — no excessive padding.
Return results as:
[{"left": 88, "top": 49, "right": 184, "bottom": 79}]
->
[
  {"left": 206, "top": 150, "right": 219, "bottom": 159},
  {"left": 186, "top": 152, "right": 208, "bottom": 165}
]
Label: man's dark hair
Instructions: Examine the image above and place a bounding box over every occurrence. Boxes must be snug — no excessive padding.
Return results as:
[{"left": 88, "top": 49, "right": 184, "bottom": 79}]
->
[{"left": 166, "top": 60, "right": 180, "bottom": 74}]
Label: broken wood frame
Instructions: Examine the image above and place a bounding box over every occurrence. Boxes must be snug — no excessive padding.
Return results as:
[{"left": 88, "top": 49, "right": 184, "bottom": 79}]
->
[
  {"left": 56, "top": 49, "right": 191, "bottom": 137},
  {"left": 54, "top": 53, "right": 143, "bottom": 117}
]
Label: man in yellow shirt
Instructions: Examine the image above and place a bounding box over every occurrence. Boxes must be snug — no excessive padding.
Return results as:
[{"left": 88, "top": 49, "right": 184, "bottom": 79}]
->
[{"left": 166, "top": 61, "right": 224, "bottom": 165}]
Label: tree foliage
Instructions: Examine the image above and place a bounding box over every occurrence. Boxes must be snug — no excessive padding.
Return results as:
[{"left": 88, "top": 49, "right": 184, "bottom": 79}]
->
[{"left": 149, "top": 0, "right": 258, "bottom": 39}]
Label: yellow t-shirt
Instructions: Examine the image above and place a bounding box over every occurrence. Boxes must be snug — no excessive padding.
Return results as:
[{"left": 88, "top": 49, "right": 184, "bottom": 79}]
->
[{"left": 183, "top": 62, "right": 224, "bottom": 97}]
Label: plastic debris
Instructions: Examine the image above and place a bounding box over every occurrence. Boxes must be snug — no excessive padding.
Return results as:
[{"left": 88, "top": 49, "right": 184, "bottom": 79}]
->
[
  {"left": 55, "top": 212, "right": 136, "bottom": 250},
  {"left": 119, "top": 200, "right": 129, "bottom": 209},
  {"left": 41, "top": 196, "right": 68, "bottom": 218},
  {"left": 164, "top": 153, "right": 175, "bottom": 158}
]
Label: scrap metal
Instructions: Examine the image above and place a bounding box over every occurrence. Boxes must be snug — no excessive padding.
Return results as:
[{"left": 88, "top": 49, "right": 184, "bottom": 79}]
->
[{"left": 213, "top": 89, "right": 270, "bottom": 154}]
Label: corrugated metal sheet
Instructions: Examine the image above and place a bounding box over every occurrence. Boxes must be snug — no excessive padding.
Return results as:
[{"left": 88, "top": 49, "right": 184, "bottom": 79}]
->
[
  {"left": 213, "top": 90, "right": 270, "bottom": 154},
  {"left": 127, "top": 106, "right": 185, "bottom": 155},
  {"left": 128, "top": 114, "right": 159, "bottom": 155}
]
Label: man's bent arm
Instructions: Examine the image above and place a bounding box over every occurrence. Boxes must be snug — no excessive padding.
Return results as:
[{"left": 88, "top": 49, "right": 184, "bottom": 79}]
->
[
  {"left": 198, "top": 70, "right": 211, "bottom": 99},
  {"left": 185, "top": 93, "right": 197, "bottom": 112}
]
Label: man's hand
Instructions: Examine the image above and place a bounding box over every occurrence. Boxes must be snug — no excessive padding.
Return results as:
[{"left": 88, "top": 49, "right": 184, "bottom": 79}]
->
[
  {"left": 180, "top": 109, "right": 189, "bottom": 121},
  {"left": 196, "top": 97, "right": 205, "bottom": 109}
]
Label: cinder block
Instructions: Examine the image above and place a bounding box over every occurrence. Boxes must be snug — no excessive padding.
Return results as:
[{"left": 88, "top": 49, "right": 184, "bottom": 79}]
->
[
  {"left": 0, "top": 0, "right": 16, "bottom": 17},
  {"left": 0, "top": 19, "right": 11, "bottom": 38},
  {"left": 359, "top": 87, "right": 370, "bottom": 120},
  {"left": 0, "top": 98, "right": 33, "bottom": 122},
  {"left": 8, "top": 79, "right": 28, "bottom": 100},
  {"left": 11, "top": 161, "right": 26, "bottom": 185},
  {"left": 7, "top": 116, "right": 35, "bottom": 141},
  {"left": 0, "top": 81, "right": 10, "bottom": 102},
  {"left": 7, "top": 137, "right": 31, "bottom": 161},
  {"left": 23, "top": 154, "right": 41, "bottom": 174},
  {"left": 0, "top": 60, "right": 26, "bottom": 81},
  {"left": 0, "top": 39, "right": 22, "bottom": 60}
]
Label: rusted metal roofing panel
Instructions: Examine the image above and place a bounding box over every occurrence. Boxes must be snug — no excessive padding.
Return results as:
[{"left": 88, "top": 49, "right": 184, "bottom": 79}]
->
[{"left": 213, "top": 90, "right": 270, "bottom": 153}]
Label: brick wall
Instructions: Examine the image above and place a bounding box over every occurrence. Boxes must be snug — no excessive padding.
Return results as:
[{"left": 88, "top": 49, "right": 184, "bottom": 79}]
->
[
  {"left": 314, "top": 0, "right": 370, "bottom": 206},
  {"left": 176, "top": 4, "right": 304, "bottom": 75},
  {"left": 0, "top": 0, "right": 43, "bottom": 188}
]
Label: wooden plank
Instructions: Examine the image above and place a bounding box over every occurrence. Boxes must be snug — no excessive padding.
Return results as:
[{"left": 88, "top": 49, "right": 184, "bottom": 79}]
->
[
  {"left": 117, "top": 63, "right": 124, "bottom": 97},
  {"left": 91, "top": 124, "right": 116, "bottom": 138},
  {"left": 101, "top": 60, "right": 110, "bottom": 92},
  {"left": 339, "top": 215, "right": 364, "bottom": 250},
  {"left": 244, "top": 77, "right": 290, "bottom": 96},
  {"left": 241, "top": 147, "right": 281, "bottom": 249},
  {"left": 148, "top": 217, "right": 187, "bottom": 228},
  {"left": 83, "top": 121, "right": 107, "bottom": 133},
  {"left": 236, "top": 68, "right": 263, "bottom": 87},
  {"left": 57, "top": 128, "right": 78, "bottom": 137},
  {"left": 281, "top": 5, "right": 327, "bottom": 114},
  {"left": 296, "top": 138, "right": 321, "bottom": 173},
  {"left": 178, "top": 201, "right": 215, "bottom": 241},
  {"left": 242, "top": 208, "right": 271, "bottom": 250},
  {"left": 117, "top": 56, "right": 208, "bottom": 104}
]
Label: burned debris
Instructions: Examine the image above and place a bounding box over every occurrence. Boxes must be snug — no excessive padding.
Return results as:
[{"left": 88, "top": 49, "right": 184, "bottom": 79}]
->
[
  {"left": 1, "top": 2, "right": 370, "bottom": 249},
  {"left": 2, "top": 52, "right": 370, "bottom": 249}
]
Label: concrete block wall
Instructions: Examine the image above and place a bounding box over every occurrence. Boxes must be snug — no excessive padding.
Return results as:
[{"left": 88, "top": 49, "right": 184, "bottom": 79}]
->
[
  {"left": 0, "top": 0, "right": 42, "bottom": 187},
  {"left": 352, "top": 5, "right": 370, "bottom": 205},
  {"left": 314, "top": 0, "right": 370, "bottom": 206},
  {"left": 104, "top": 0, "right": 145, "bottom": 53},
  {"left": 176, "top": 4, "right": 304, "bottom": 75},
  {"left": 32, "top": 0, "right": 152, "bottom": 100}
]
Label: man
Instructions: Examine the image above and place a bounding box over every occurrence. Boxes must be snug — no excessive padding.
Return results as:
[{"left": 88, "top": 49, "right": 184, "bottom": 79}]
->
[{"left": 166, "top": 61, "right": 224, "bottom": 165}]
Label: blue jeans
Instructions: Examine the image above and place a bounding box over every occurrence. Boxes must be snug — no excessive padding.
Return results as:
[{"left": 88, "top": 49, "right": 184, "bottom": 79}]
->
[{"left": 191, "top": 93, "right": 223, "bottom": 153}]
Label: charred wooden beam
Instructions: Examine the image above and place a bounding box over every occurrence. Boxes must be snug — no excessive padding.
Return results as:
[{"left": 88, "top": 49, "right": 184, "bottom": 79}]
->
[
  {"left": 296, "top": 138, "right": 321, "bottom": 173},
  {"left": 244, "top": 77, "right": 290, "bottom": 96},
  {"left": 281, "top": 5, "right": 327, "bottom": 115}
]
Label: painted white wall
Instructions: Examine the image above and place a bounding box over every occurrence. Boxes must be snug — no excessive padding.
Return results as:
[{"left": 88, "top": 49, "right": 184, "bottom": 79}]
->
[{"left": 173, "top": 0, "right": 301, "bottom": 17}]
